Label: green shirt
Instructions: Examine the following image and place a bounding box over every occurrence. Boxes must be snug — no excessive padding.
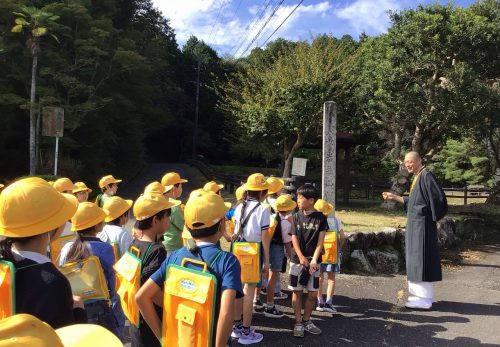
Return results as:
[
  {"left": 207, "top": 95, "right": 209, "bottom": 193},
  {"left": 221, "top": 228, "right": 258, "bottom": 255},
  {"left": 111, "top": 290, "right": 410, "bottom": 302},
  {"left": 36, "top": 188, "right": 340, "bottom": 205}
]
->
[{"left": 162, "top": 198, "right": 184, "bottom": 251}]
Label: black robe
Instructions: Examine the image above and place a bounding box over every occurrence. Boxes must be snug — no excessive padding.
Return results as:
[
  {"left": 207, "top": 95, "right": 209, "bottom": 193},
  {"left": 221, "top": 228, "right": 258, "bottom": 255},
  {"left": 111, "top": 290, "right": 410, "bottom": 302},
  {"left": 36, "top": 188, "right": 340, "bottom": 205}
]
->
[{"left": 403, "top": 169, "right": 447, "bottom": 282}]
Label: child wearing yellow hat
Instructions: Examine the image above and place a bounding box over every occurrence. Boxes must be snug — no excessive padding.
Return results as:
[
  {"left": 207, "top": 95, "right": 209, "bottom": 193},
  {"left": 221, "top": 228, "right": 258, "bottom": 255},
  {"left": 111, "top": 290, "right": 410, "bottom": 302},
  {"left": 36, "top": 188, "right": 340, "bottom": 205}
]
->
[
  {"left": 262, "top": 194, "right": 296, "bottom": 318},
  {"left": 96, "top": 175, "right": 122, "bottom": 207},
  {"left": 72, "top": 182, "right": 92, "bottom": 203},
  {"left": 59, "top": 202, "right": 120, "bottom": 338},
  {"left": 53, "top": 178, "right": 77, "bottom": 194},
  {"left": 314, "top": 199, "right": 345, "bottom": 314},
  {"left": 137, "top": 189, "right": 243, "bottom": 347},
  {"left": 130, "top": 192, "right": 179, "bottom": 347},
  {"left": 231, "top": 173, "right": 270, "bottom": 344},
  {"left": 98, "top": 196, "right": 133, "bottom": 257},
  {"left": 0, "top": 177, "right": 85, "bottom": 328},
  {"left": 160, "top": 172, "right": 188, "bottom": 255},
  {"left": 203, "top": 180, "right": 224, "bottom": 195}
]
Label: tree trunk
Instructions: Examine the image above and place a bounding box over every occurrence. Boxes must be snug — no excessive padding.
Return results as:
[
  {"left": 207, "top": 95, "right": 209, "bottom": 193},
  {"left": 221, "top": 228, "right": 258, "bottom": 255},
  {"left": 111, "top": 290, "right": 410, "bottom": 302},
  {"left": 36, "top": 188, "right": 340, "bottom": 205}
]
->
[
  {"left": 282, "top": 132, "right": 305, "bottom": 178},
  {"left": 29, "top": 53, "right": 38, "bottom": 175},
  {"left": 485, "top": 130, "right": 500, "bottom": 204}
]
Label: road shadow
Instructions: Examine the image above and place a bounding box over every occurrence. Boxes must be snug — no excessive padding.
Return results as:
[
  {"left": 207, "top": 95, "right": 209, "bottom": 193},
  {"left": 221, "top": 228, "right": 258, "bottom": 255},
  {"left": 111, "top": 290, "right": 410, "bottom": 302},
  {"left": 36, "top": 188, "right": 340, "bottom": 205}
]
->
[
  {"left": 244, "top": 294, "right": 499, "bottom": 347},
  {"left": 432, "top": 300, "right": 500, "bottom": 316}
]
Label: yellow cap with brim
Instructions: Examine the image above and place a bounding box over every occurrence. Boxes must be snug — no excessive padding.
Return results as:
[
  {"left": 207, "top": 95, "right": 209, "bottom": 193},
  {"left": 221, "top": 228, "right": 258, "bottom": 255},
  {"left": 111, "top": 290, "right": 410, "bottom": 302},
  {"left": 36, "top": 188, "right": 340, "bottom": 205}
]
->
[
  {"left": 314, "top": 199, "right": 334, "bottom": 216},
  {"left": 274, "top": 194, "right": 297, "bottom": 212},
  {"left": 184, "top": 189, "right": 230, "bottom": 230},
  {"left": 0, "top": 184, "right": 4, "bottom": 189},
  {"left": 160, "top": 172, "right": 188, "bottom": 187},
  {"left": 73, "top": 181, "right": 92, "bottom": 194},
  {"left": 133, "top": 193, "right": 180, "bottom": 221},
  {"left": 203, "top": 181, "right": 224, "bottom": 193},
  {"left": 0, "top": 313, "right": 123, "bottom": 347},
  {"left": 267, "top": 177, "right": 284, "bottom": 195},
  {"left": 103, "top": 196, "right": 133, "bottom": 222},
  {"left": 0, "top": 177, "right": 78, "bottom": 238},
  {"left": 99, "top": 175, "right": 122, "bottom": 189},
  {"left": 144, "top": 181, "right": 173, "bottom": 195},
  {"left": 53, "top": 178, "right": 77, "bottom": 193},
  {"left": 71, "top": 202, "right": 107, "bottom": 231},
  {"left": 245, "top": 173, "right": 269, "bottom": 191}
]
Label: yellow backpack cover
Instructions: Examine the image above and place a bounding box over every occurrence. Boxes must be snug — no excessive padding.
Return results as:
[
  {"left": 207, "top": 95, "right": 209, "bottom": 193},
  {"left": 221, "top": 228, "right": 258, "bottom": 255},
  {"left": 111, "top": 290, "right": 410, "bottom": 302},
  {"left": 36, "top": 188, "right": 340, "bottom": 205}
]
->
[
  {"left": 113, "top": 245, "right": 152, "bottom": 327},
  {"left": 59, "top": 255, "right": 109, "bottom": 303},
  {"left": 49, "top": 234, "right": 77, "bottom": 264},
  {"left": 231, "top": 242, "right": 261, "bottom": 284},
  {"left": 0, "top": 260, "right": 15, "bottom": 319},
  {"left": 322, "top": 218, "right": 340, "bottom": 265},
  {"left": 162, "top": 252, "right": 222, "bottom": 347}
]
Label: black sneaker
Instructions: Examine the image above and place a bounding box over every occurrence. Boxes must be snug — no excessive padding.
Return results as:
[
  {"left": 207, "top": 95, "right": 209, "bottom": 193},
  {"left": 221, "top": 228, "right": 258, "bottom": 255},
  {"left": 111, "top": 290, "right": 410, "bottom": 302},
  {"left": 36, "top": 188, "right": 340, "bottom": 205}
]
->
[
  {"left": 264, "top": 305, "right": 284, "bottom": 318},
  {"left": 323, "top": 303, "right": 337, "bottom": 313},
  {"left": 260, "top": 288, "right": 267, "bottom": 295},
  {"left": 253, "top": 298, "right": 263, "bottom": 308},
  {"left": 316, "top": 302, "right": 325, "bottom": 311}
]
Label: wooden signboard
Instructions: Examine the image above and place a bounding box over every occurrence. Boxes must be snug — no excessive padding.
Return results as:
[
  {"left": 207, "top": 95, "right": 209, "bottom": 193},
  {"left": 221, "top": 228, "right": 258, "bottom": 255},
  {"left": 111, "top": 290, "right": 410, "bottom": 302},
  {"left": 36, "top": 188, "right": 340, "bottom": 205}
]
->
[{"left": 42, "top": 107, "right": 64, "bottom": 137}]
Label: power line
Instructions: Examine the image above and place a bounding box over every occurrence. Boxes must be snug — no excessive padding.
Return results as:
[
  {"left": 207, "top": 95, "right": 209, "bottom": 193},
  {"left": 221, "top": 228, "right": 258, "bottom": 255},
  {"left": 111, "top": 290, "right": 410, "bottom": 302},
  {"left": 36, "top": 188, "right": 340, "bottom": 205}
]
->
[
  {"left": 261, "top": 0, "right": 304, "bottom": 47},
  {"left": 238, "top": 0, "right": 286, "bottom": 57},
  {"left": 230, "top": 0, "right": 274, "bottom": 56},
  {"left": 207, "top": 0, "right": 230, "bottom": 45}
]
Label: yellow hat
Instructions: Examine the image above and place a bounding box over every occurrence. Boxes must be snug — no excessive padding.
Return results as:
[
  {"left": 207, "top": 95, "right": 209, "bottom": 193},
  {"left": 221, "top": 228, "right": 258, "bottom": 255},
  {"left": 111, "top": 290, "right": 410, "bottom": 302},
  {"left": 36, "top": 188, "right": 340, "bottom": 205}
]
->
[
  {"left": 267, "top": 177, "right": 284, "bottom": 195},
  {"left": 314, "top": 199, "right": 334, "bottom": 216},
  {"left": 99, "top": 175, "right": 122, "bottom": 189},
  {"left": 133, "top": 193, "right": 180, "bottom": 221},
  {"left": 160, "top": 172, "right": 188, "bottom": 187},
  {"left": 0, "top": 184, "right": 4, "bottom": 189},
  {"left": 53, "top": 178, "right": 77, "bottom": 193},
  {"left": 0, "top": 313, "right": 123, "bottom": 347},
  {"left": 203, "top": 181, "right": 224, "bottom": 193},
  {"left": 71, "top": 202, "right": 107, "bottom": 231},
  {"left": 235, "top": 184, "right": 246, "bottom": 201},
  {"left": 184, "top": 189, "right": 230, "bottom": 230},
  {"left": 0, "top": 177, "right": 78, "bottom": 238},
  {"left": 103, "top": 196, "right": 133, "bottom": 222},
  {"left": 245, "top": 173, "right": 269, "bottom": 191},
  {"left": 274, "top": 194, "right": 297, "bottom": 212},
  {"left": 72, "top": 181, "right": 92, "bottom": 194},
  {"left": 144, "top": 181, "right": 172, "bottom": 195}
]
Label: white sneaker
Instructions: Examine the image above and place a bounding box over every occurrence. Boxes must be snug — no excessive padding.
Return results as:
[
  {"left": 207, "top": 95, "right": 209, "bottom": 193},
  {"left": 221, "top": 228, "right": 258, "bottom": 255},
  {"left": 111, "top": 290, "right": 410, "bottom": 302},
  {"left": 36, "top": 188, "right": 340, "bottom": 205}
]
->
[{"left": 231, "top": 326, "right": 256, "bottom": 339}]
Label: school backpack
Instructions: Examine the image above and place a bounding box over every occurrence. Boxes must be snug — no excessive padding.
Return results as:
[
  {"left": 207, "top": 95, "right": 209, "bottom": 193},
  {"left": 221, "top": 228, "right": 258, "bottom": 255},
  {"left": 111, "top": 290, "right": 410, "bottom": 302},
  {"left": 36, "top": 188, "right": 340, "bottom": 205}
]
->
[
  {"left": 113, "top": 244, "right": 153, "bottom": 327},
  {"left": 162, "top": 245, "right": 222, "bottom": 347},
  {"left": 322, "top": 217, "right": 340, "bottom": 265},
  {"left": 0, "top": 260, "right": 40, "bottom": 319},
  {"left": 59, "top": 256, "right": 110, "bottom": 303}
]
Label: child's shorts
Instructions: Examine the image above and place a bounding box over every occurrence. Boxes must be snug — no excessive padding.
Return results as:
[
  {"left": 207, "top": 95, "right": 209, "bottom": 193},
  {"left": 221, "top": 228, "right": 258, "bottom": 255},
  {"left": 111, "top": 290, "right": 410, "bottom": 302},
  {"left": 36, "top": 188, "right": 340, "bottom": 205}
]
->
[
  {"left": 269, "top": 242, "right": 285, "bottom": 272},
  {"left": 288, "top": 262, "right": 320, "bottom": 292},
  {"left": 320, "top": 263, "right": 340, "bottom": 273}
]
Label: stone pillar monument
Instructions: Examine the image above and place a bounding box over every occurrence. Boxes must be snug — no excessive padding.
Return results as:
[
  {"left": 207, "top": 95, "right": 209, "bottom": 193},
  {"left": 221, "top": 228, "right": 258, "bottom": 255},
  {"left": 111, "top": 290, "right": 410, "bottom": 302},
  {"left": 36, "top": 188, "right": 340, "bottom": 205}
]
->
[{"left": 322, "top": 101, "right": 336, "bottom": 215}]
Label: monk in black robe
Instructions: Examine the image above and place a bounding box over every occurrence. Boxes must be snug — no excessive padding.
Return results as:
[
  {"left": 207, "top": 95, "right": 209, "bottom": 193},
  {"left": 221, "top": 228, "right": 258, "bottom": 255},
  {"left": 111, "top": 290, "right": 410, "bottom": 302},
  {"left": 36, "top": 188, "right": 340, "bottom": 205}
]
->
[{"left": 383, "top": 151, "right": 447, "bottom": 309}]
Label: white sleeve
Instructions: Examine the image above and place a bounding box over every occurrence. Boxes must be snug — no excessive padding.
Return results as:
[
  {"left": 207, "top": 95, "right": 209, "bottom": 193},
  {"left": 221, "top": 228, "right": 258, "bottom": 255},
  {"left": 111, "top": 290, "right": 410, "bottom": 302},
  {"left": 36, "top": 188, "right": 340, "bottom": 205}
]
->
[
  {"left": 119, "top": 229, "right": 133, "bottom": 256},
  {"left": 259, "top": 206, "right": 270, "bottom": 230},
  {"left": 335, "top": 217, "right": 343, "bottom": 231},
  {"left": 58, "top": 242, "right": 72, "bottom": 266}
]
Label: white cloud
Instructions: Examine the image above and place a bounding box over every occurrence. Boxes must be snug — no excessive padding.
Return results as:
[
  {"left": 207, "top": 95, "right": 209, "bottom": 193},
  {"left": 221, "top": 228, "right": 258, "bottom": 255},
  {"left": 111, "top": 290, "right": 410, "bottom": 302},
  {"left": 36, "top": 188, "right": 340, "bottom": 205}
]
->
[
  {"left": 336, "top": 0, "right": 401, "bottom": 34},
  {"left": 152, "top": 1, "right": 334, "bottom": 56}
]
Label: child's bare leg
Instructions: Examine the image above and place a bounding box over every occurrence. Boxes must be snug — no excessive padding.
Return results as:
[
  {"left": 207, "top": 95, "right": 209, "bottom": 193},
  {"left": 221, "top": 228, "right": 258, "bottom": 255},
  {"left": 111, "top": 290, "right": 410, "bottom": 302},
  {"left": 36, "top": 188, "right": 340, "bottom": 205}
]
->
[
  {"left": 243, "top": 283, "right": 257, "bottom": 326},
  {"left": 326, "top": 272, "right": 336, "bottom": 302},
  {"left": 303, "top": 291, "right": 318, "bottom": 321},
  {"left": 317, "top": 270, "right": 324, "bottom": 303},
  {"left": 292, "top": 291, "right": 303, "bottom": 323},
  {"left": 266, "top": 270, "right": 279, "bottom": 305}
]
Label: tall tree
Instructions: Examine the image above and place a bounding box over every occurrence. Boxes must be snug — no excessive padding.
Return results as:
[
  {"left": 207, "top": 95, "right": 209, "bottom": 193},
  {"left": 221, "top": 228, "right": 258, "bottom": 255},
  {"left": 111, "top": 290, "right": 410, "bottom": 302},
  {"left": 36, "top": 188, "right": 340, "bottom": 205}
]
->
[
  {"left": 11, "top": 5, "right": 59, "bottom": 174},
  {"left": 217, "top": 36, "right": 357, "bottom": 177}
]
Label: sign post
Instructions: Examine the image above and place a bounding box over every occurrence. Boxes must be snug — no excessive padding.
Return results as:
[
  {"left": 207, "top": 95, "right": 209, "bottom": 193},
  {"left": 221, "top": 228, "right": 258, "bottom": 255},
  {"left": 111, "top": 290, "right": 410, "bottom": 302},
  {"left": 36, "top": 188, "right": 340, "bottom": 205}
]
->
[
  {"left": 42, "top": 107, "right": 64, "bottom": 176},
  {"left": 322, "top": 102, "right": 336, "bottom": 215}
]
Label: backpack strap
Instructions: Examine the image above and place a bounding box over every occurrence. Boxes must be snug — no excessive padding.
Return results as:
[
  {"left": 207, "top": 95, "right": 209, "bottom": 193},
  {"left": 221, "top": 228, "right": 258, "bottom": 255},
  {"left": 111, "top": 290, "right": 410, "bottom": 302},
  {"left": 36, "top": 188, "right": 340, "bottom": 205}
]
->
[{"left": 234, "top": 202, "right": 260, "bottom": 241}]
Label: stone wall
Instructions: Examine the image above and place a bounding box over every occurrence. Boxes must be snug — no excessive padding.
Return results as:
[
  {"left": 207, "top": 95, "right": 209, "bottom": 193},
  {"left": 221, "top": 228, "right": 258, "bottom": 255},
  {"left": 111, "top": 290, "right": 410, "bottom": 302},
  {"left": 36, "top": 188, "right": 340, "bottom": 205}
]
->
[{"left": 341, "top": 217, "right": 498, "bottom": 275}]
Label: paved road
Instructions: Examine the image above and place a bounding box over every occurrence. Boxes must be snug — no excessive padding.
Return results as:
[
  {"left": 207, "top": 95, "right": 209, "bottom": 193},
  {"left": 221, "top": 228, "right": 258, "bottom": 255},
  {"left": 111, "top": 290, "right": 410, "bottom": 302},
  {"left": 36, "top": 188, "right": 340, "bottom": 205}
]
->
[{"left": 250, "top": 244, "right": 500, "bottom": 347}]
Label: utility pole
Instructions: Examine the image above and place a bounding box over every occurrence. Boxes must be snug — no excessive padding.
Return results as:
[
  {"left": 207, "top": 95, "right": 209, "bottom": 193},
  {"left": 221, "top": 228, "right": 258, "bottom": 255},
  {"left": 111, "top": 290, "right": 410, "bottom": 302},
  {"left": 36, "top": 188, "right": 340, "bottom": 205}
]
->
[
  {"left": 192, "top": 60, "right": 201, "bottom": 159},
  {"left": 322, "top": 101, "right": 337, "bottom": 215}
]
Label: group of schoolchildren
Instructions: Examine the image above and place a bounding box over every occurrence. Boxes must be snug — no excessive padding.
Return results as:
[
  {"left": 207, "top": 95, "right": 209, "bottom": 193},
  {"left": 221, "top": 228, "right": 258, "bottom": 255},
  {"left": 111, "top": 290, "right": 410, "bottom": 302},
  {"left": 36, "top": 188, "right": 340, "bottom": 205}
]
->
[{"left": 0, "top": 171, "right": 345, "bottom": 347}]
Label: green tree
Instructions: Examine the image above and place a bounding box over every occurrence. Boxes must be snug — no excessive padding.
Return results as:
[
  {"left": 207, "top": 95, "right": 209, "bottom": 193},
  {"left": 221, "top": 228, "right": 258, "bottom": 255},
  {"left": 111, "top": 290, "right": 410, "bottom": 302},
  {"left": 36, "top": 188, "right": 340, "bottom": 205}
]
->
[
  {"left": 11, "top": 5, "right": 59, "bottom": 174},
  {"left": 217, "top": 36, "right": 357, "bottom": 177},
  {"left": 430, "top": 138, "right": 491, "bottom": 186}
]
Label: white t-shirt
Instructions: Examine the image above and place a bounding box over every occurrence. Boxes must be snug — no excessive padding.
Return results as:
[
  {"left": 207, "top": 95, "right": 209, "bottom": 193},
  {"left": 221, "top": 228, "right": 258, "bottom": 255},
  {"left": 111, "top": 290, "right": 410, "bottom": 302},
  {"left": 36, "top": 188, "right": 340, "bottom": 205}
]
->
[
  {"left": 233, "top": 199, "right": 270, "bottom": 242},
  {"left": 97, "top": 224, "right": 133, "bottom": 256},
  {"left": 327, "top": 216, "right": 343, "bottom": 232}
]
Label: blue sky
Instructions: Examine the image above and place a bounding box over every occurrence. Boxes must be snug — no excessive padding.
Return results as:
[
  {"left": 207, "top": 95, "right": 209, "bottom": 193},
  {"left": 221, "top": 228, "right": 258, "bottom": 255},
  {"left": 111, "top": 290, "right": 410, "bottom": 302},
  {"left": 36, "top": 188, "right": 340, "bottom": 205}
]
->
[{"left": 151, "top": 0, "right": 477, "bottom": 57}]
